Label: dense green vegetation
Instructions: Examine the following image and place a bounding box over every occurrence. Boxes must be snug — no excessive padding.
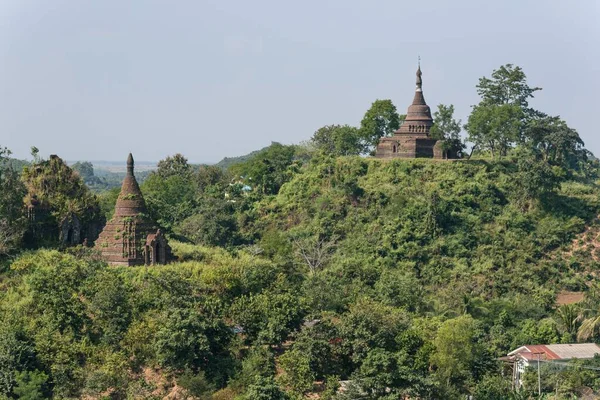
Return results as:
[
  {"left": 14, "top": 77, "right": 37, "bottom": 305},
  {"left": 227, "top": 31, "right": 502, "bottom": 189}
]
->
[{"left": 1, "top": 64, "right": 600, "bottom": 399}]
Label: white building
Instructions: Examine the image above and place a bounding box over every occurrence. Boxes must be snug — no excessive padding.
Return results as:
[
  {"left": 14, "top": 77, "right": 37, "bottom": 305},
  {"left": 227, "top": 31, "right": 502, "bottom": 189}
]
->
[{"left": 506, "top": 343, "right": 600, "bottom": 390}]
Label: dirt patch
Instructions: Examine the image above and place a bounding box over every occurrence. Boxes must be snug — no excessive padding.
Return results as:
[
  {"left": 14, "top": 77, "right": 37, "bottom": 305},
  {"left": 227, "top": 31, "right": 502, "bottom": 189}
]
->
[{"left": 556, "top": 291, "right": 585, "bottom": 305}]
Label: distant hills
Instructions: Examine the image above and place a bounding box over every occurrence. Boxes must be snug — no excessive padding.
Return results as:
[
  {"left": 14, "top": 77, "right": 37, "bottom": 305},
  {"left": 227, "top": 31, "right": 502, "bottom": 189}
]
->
[{"left": 214, "top": 145, "right": 271, "bottom": 170}]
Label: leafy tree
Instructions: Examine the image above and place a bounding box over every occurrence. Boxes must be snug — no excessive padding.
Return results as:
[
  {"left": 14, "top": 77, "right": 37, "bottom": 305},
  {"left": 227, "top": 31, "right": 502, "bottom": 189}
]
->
[
  {"left": 177, "top": 370, "right": 215, "bottom": 399},
  {"left": 229, "top": 143, "right": 298, "bottom": 195},
  {"left": 577, "top": 310, "right": 600, "bottom": 342},
  {"left": 311, "top": 125, "right": 363, "bottom": 156},
  {"left": 513, "top": 147, "right": 560, "bottom": 207},
  {"left": 465, "top": 103, "right": 522, "bottom": 158},
  {"left": 97, "top": 187, "right": 120, "bottom": 220},
  {"left": 196, "top": 164, "right": 228, "bottom": 194},
  {"left": 230, "top": 346, "right": 276, "bottom": 391},
  {"left": 430, "top": 104, "right": 465, "bottom": 158},
  {"left": 12, "top": 370, "right": 48, "bottom": 400},
  {"left": 71, "top": 161, "right": 95, "bottom": 182},
  {"left": 524, "top": 114, "right": 588, "bottom": 171},
  {"left": 476, "top": 64, "right": 541, "bottom": 110},
  {"left": 231, "top": 288, "right": 305, "bottom": 345},
  {"left": 431, "top": 315, "right": 484, "bottom": 388},
  {"left": 142, "top": 158, "right": 197, "bottom": 230},
  {"left": 0, "top": 323, "right": 38, "bottom": 396},
  {"left": 375, "top": 269, "right": 424, "bottom": 312},
  {"left": 339, "top": 299, "right": 408, "bottom": 364},
  {"left": 242, "top": 376, "right": 288, "bottom": 400},
  {"left": 353, "top": 348, "right": 398, "bottom": 398},
  {"left": 0, "top": 146, "right": 26, "bottom": 255},
  {"left": 153, "top": 307, "right": 233, "bottom": 380},
  {"left": 277, "top": 348, "right": 315, "bottom": 395},
  {"left": 467, "top": 64, "right": 542, "bottom": 158},
  {"left": 472, "top": 374, "right": 513, "bottom": 400},
  {"left": 85, "top": 270, "right": 131, "bottom": 345},
  {"left": 156, "top": 153, "right": 193, "bottom": 179},
  {"left": 359, "top": 99, "right": 401, "bottom": 153},
  {"left": 174, "top": 198, "right": 237, "bottom": 246},
  {"left": 555, "top": 304, "right": 582, "bottom": 341}
]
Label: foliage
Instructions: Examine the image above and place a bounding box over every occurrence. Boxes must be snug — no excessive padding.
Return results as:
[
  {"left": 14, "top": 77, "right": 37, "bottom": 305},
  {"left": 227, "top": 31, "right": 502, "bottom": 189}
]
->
[
  {"left": 1, "top": 63, "right": 599, "bottom": 398},
  {"left": 21, "top": 154, "right": 103, "bottom": 246},
  {"left": 476, "top": 64, "right": 541, "bottom": 110},
  {"left": 311, "top": 125, "right": 363, "bottom": 156},
  {"left": 359, "top": 99, "right": 401, "bottom": 153},
  {"left": 229, "top": 142, "right": 299, "bottom": 195},
  {"left": 142, "top": 162, "right": 198, "bottom": 231},
  {"left": 466, "top": 103, "right": 523, "bottom": 158},
  {"left": 12, "top": 370, "right": 48, "bottom": 400},
  {"left": 71, "top": 161, "right": 96, "bottom": 183},
  {"left": 156, "top": 153, "right": 194, "bottom": 179},
  {"left": 175, "top": 199, "right": 238, "bottom": 247},
  {"left": 524, "top": 113, "right": 589, "bottom": 173},
  {"left": 430, "top": 104, "right": 466, "bottom": 158},
  {"left": 0, "top": 146, "right": 27, "bottom": 255}
]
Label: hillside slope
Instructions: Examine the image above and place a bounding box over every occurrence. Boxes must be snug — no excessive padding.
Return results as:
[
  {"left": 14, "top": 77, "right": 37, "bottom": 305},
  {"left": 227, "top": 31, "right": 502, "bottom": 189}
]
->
[
  {"left": 2, "top": 157, "right": 600, "bottom": 399},
  {"left": 257, "top": 157, "right": 599, "bottom": 299}
]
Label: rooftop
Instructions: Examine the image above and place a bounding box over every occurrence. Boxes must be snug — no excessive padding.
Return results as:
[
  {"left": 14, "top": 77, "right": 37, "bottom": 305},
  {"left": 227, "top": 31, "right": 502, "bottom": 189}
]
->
[{"left": 508, "top": 343, "right": 600, "bottom": 361}]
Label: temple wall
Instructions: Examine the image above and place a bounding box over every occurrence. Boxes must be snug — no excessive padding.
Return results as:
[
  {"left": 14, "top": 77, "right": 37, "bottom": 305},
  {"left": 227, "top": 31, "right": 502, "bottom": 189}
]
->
[{"left": 375, "top": 136, "right": 441, "bottom": 159}]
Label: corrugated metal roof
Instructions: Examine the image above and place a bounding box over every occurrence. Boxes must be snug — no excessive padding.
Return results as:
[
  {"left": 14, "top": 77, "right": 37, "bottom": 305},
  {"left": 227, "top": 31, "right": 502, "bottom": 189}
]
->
[
  {"left": 508, "top": 343, "right": 600, "bottom": 361},
  {"left": 546, "top": 343, "right": 600, "bottom": 359}
]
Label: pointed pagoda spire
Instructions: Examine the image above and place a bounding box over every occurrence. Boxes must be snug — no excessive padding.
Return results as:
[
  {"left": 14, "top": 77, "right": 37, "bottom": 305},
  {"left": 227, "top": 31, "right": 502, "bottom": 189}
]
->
[
  {"left": 416, "top": 57, "right": 423, "bottom": 92},
  {"left": 127, "top": 153, "right": 134, "bottom": 176},
  {"left": 392, "top": 61, "right": 433, "bottom": 135}
]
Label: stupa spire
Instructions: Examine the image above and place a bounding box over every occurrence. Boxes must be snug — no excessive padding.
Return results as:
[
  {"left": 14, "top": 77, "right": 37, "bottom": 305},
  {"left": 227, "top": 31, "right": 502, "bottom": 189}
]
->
[
  {"left": 416, "top": 57, "right": 422, "bottom": 92},
  {"left": 127, "top": 153, "right": 134, "bottom": 176}
]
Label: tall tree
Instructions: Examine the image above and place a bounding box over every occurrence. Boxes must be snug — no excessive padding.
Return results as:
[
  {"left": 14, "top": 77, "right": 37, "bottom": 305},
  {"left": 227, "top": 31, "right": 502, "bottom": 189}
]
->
[
  {"left": 430, "top": 104, "right": 465, "bottom": 158},
  {"left": 156, "top": 153, "right": 193, "bottom": 179},
  {"left": 467, "top": 64, "right": 542, "bottom": 157},
  {"left": 359, "top": 100, "right": 401, "bottom": 154},
  {"left": 0, "top": 146, "right": 26, "bottom": 255},
  {"left": 311, "top": 125, "right": 363, "bottom": 156},
  {"left": 465, "top": 103, "right": 523, "bottom": 158},
  {"left": 476, "top": 64, "right": 541, "bottom": 110},
  {"left": 143, "top": 163, "right": 198, "bottom": 231},
  {"left": 524, "top": 114, "right": 587, "bottom": 170},
  {"left": 431, "top": 315, "right": 485, "bottom": 389}
]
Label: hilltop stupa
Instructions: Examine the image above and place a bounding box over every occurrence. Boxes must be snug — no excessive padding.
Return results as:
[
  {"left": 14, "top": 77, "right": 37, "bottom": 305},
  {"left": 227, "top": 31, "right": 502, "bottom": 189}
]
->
[
  {"left": 96, "top": 153, "right": 172, "bottom": 266},
  {"left": 375, "top": 64, "right": 446, "bottom": 159}
]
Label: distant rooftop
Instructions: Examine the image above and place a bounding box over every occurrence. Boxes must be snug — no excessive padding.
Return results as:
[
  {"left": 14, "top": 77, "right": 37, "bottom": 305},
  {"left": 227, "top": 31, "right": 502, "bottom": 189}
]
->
[{"left": 508, "top": 343, "right": 600, "bottom": 361}]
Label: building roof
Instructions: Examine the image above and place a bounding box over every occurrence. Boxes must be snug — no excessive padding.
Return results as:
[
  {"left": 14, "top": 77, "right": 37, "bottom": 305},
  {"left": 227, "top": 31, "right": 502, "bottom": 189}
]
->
[{"left": 508, "top": 343, "right": 600, "bottom": 361}]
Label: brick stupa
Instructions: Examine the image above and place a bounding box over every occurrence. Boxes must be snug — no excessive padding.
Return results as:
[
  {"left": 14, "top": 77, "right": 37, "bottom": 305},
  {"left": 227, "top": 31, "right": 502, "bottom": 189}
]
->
[
  {"left": 96, "top": 153, "right": 172, "bottom": 266},
  {"left": 375, "top": 64, "right": 445, "bottom": 159}
]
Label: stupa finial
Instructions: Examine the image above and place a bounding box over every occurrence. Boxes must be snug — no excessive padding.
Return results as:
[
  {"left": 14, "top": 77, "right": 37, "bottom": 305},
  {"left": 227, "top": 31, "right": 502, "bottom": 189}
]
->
[
  {"left": 416, "top": 58, "right": 422, "bottom": 92},
  {"left": 127, "top": 153, "right": 134, "bottom": 176}
]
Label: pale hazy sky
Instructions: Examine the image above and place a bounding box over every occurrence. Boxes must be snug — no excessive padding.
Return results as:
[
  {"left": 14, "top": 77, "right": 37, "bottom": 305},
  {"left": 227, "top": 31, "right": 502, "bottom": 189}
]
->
[{"left": 1, "top": 1, "right": 598, "bottom": 163}]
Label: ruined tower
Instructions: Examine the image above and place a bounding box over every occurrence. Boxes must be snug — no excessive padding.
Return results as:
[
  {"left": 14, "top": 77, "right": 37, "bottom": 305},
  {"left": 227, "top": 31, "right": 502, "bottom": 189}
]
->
[
  {"left": 375, "top": 64, "right": 445, "bottom": 159},
  {"left": 96, "top": 153, "right": 172, "bottom": 266}
]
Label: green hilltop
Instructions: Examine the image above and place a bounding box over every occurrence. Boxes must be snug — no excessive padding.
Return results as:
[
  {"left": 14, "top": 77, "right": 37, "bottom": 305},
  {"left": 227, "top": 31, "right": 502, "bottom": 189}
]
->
[{"left": 1, "top": 64, "right": 600, "bottom": 399}]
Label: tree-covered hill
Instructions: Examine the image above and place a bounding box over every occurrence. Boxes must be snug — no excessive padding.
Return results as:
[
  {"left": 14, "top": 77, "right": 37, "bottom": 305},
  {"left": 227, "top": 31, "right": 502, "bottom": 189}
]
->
[
  {"left": 214, "top": 144, "right": 273, "bottom": 170},
  {"left": 2, "top": 64, "right": 600, "bottom": 399},
  {"left": 2, "top": 156, "right": 600, "bottom": 399}
]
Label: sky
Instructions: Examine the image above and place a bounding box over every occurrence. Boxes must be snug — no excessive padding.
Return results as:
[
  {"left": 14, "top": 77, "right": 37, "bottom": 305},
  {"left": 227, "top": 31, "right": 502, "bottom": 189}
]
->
[{"left": 0, "top": 1, "right": 598, "bottom": 164}]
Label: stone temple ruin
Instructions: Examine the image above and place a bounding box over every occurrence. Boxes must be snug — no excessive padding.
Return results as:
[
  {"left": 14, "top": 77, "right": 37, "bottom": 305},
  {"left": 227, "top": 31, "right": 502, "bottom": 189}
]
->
[
  {"left": 95, "top": 153, "right": 172, "bottom": 266},
  {"left": 375, "top": 65, "right": 447, "bottom": 159}
]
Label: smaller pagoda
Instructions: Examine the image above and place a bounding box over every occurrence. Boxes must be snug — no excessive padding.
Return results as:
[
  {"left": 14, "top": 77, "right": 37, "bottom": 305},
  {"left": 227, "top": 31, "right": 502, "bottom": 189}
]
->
[
  {"left": 96, "top": 153, "right": 172, "bottom": 266},
  {"left": 375, "top": 64, "right": 446, "bottom": 159}
]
